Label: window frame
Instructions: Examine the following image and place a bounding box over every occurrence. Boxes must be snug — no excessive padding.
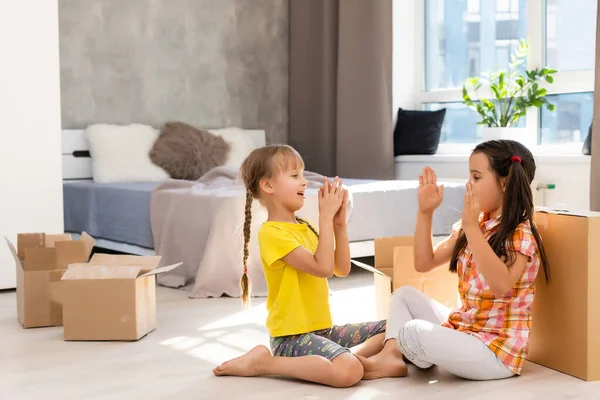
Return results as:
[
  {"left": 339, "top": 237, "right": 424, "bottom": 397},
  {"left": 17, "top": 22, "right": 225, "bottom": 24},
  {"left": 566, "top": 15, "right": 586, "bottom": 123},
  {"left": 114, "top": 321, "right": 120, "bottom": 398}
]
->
[{"left": 401, "top": 0, "right": 595, "bottom": 153}]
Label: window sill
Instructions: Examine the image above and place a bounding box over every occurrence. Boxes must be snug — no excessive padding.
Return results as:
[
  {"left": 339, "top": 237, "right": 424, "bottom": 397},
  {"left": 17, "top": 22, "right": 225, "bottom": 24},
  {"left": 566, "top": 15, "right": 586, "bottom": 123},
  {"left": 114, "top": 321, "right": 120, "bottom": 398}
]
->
[{"left": 395, "top": 145, "right": 591, "bottom": 165}]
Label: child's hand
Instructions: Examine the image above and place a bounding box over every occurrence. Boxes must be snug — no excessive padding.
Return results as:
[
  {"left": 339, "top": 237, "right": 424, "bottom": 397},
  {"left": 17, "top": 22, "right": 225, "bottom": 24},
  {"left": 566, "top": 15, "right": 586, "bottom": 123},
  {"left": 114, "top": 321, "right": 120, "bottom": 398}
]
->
[
  {"left": 333, "top": 188, "right": 349, "bottom": 228},
  {"left": 318, "top": 177, "right": 344, "bottom": 220},
  {"left": 462, "top": 182, "right": 481, "bottom": 229},
  {"left": 418, "top": 167, "right": 444, "bottom": 214}
]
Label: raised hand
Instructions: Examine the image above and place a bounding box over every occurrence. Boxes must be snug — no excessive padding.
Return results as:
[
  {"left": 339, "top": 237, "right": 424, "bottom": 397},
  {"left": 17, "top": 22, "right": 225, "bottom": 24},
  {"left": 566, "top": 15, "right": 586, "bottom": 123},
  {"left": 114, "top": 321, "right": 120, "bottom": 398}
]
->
[
  {"left": 417, "top": 167, "right": 444, "bottom": 214},
  {"left": 462, "top": 182, "right": 481, "bottom": 229},
  {"left": 318, "top": 176, "right": 344, "bottom": 220},
  {"left": 333, "top": 187, "right": 348, "bottom": 227}
]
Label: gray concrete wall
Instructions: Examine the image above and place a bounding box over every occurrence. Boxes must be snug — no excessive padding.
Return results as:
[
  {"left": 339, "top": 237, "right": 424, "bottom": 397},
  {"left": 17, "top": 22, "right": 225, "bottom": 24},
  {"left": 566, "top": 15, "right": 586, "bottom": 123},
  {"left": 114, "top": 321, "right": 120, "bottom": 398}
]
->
[{"left": 59, "top": 0, "right": 288, "bottom": 144}]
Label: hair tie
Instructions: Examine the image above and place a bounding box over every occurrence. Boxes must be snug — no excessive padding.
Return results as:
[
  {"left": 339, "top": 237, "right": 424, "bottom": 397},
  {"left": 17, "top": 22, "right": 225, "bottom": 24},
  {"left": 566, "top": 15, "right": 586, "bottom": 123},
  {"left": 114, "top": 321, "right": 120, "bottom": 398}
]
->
[{"left": 511, "top": 156, "right": 522, "bottom": 164}]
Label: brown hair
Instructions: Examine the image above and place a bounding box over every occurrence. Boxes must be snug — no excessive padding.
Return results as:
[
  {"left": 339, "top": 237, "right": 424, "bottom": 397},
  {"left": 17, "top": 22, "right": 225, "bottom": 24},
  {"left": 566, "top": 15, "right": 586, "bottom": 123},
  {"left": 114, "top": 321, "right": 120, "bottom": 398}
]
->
[
  {"left": 449, "top": 140, "right": 550, "bottom": 284},
  {"left": 239, "top": 145, "right": 318, "bottom": 306}
]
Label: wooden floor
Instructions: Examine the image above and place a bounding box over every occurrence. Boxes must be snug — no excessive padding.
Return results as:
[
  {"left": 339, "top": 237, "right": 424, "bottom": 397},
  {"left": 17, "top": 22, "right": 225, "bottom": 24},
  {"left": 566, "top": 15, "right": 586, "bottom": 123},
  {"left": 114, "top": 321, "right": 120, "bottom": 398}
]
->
[{"left": 1, "top": 269, "right": 598, "bottom": 399}]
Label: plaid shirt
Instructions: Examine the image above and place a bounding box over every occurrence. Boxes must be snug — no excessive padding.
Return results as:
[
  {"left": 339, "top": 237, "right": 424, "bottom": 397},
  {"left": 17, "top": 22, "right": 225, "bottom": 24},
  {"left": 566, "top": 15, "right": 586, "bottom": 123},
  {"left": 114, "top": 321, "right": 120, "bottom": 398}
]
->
[{"left": 441, "top": 214, "right": 540, "bottom": 374}]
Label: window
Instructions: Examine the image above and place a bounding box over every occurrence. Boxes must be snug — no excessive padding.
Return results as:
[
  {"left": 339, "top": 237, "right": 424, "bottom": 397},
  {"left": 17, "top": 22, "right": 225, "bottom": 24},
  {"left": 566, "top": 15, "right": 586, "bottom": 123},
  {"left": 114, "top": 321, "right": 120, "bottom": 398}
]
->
[
  {"left": 425, "top": 102, "right": 480, "bottom": 144},
  {"left": 540, "top": 92, "right": 594, "bottom": 144},
  {"left": 545, "top": 0, "right": 597, "bottom": 71},
  {"left": 414, "top": 0, "right": 597, "bottom": 149},
  {"left": 425, "top": 101, "right": 526, "bottom": 145},
  {"left": 425, "top": 0, "right": 526, "bottom": 90}
]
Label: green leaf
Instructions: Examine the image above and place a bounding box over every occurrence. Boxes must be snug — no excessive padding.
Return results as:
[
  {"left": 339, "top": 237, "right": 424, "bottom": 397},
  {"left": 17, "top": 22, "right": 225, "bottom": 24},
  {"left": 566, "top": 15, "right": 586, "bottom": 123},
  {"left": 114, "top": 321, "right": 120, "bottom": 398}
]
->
[
  {"left": 544, "top": 75, "right": 554, "bottom": 83},
  {"left": 482, "top": 100, "right": 496, "bottom": 114},
  {"left": 491, "top": 86, "right": 500, "bottom": 99}
]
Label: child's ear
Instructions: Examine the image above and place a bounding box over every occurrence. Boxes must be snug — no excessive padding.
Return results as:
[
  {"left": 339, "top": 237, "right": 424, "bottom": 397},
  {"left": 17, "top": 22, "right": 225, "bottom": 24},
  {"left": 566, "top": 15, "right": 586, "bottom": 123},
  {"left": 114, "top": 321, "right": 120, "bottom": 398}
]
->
[
  {"left": 260, "top": 178, "right": 275, "bottom": 194},
  {"left": 500, "top": 177, "right": 507, "bottom": 192}
]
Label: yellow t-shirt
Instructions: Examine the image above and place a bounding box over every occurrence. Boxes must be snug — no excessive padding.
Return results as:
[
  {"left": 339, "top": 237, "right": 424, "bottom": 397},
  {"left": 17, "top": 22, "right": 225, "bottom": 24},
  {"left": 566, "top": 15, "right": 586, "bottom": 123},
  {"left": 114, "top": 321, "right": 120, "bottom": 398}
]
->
[{"left": 258, "top": 220, "right": 333, "bottom": 337}]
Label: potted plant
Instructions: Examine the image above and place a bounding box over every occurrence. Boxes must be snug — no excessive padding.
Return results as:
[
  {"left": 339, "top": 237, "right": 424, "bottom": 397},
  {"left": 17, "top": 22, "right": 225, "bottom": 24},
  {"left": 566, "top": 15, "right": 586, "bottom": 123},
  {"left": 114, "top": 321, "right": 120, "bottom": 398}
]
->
[{"left": 462, "top": 40, "right": 557, "bottom": 146}]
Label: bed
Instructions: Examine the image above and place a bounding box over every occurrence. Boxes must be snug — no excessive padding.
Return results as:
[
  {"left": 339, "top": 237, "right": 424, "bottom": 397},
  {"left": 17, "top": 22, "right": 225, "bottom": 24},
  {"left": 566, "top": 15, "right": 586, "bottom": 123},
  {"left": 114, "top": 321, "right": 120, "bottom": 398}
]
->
[{"left": 62, "top": 129, "right": 466, "bottom": 297}]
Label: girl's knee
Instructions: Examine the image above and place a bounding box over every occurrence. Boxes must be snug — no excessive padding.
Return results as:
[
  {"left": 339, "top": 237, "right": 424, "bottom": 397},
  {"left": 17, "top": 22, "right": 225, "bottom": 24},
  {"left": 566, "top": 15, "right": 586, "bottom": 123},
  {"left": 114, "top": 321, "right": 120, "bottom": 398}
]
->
[
  {"left": 391, "top": 285, "right": 420, "bottom": 301},
  {"left": 331, "top": 353, "right": 363, "bottom": 388},
  {"left": 398, "top": 320, "right": 430, "bottom": 355}
]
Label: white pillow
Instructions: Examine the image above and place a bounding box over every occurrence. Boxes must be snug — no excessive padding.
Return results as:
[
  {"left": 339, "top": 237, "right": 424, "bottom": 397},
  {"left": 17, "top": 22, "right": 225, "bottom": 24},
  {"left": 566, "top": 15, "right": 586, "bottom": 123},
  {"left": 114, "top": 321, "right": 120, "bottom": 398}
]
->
[
  {"left": 208, "top": 127, "right": 260, "bottom": 169},
  {"left": 86, "top": 123, "right": 169, "bottom": 183}
]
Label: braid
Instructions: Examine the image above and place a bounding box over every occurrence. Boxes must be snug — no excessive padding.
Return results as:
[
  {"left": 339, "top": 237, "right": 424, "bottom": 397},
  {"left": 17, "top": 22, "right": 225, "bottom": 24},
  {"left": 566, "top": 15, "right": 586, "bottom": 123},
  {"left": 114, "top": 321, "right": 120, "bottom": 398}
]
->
[
  {"left": 241, "top": 189, "right": 253, "bottom": 307},
  {"left": 296, "top": 216, "right": 319, "bottom": 238}
]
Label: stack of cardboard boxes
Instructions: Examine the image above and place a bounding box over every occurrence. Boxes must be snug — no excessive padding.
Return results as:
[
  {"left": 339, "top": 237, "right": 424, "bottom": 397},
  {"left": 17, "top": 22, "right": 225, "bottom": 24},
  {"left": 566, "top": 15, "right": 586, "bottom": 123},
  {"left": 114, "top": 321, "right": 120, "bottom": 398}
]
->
[{"left": 5, "top": 232, "right": 180, "bottom": 341}]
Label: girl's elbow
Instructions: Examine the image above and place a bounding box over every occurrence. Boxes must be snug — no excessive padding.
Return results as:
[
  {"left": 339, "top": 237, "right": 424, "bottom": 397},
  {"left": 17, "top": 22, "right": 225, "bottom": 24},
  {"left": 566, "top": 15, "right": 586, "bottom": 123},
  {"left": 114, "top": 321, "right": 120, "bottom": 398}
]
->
[
  {"left": 319, "top": 265, "right": 335, "bottom": 278},
  {"left": 335, "top": 266, "right": 350, "bottom": 277},
  {"left": 414, "top": 262, "right": 431, "bottom": 273}
]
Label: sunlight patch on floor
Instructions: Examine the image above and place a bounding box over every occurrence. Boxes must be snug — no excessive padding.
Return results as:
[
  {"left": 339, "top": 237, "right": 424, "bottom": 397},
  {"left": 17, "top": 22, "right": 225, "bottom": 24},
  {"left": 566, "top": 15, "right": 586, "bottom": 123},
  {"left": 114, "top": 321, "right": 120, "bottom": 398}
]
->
[{"left": 159, "top": 281, "right": 381, "bottom": 367}]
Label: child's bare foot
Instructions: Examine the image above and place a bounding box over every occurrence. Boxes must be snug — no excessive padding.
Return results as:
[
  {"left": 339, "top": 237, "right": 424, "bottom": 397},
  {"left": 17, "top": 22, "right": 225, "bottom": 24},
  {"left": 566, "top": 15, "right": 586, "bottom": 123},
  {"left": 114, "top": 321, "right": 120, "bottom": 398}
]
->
[
  {"left": 213, "top": 345, "right": 271, "bottom": 377},
  {"left": 356, "top": 352, "right": 408, "bottom": 380}
]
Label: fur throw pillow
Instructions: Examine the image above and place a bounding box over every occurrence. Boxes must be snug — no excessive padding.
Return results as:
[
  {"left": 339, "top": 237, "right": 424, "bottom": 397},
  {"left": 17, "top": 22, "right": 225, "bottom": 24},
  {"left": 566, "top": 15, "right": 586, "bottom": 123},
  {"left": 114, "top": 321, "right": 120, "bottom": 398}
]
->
[{"left": 150, "top": 122, "right": 231, "bottom": 180}]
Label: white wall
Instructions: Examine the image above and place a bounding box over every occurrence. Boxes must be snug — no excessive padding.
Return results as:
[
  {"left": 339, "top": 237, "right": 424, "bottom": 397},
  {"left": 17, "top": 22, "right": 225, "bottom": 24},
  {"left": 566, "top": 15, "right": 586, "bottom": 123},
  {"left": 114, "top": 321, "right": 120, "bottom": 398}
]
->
[
  {"left": 0, "top": 1, "right": 64, "bottom": 289},
  {"left": 396, "top": 155, "right": 591, "bottom": 212}
]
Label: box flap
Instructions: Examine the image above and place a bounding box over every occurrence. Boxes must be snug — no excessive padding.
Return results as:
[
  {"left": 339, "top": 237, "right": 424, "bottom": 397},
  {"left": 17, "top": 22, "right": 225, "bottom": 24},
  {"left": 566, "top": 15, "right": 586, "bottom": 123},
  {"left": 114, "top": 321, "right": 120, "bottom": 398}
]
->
[
  {"left": 351, "top": 259, "right": 391, "bottom": 279},
  {"left": 45, "top": 234, "right": 72, "bottom": 248},
  {"left": 24, "top": 247, "right": 57, "bottom": 271},
  {"left": 89, "top": 254, "right": 161, "bottom": 274},
  {"left": 80, "top": 232, "right": 95, "bottom": 260},
  {"left": 62, "top": 264, "right": 142, "bottom": 280},
  {"left": 17, "top": 233, "right": 45, "bottom": 260},
  {"left": 535, "top": 206, "right": 600, "bottom": 218},
  {"left": 139, "top": 262, "right": 182, "bottom": 278},
  {"left": 5, "top": 237, "right": 24, "bottom": 270},
  {"left": 55, "top": 241, "right": 87, "bottom": 269}
]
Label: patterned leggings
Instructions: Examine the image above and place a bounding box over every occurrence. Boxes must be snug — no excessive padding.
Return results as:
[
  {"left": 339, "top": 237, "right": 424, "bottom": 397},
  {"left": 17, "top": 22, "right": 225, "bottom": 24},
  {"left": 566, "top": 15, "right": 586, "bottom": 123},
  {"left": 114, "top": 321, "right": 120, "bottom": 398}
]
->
[{"left": 270, "top": 320, "right": 387, "bottom": 361}]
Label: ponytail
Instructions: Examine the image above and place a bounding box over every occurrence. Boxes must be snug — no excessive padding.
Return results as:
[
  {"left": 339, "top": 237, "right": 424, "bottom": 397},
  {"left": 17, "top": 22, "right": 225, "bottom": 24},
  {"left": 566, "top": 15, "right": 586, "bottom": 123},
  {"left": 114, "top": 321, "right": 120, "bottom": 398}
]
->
[{"left": 501, "top": 159, "right": 550, "bottom": 283}]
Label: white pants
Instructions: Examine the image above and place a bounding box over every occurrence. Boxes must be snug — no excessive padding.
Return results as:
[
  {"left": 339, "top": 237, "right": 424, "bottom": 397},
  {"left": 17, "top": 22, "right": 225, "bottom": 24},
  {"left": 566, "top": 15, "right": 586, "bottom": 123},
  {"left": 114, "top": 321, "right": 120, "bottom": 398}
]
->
[{"left": 385, "top": 286, "right": 515, "bottom": 381}]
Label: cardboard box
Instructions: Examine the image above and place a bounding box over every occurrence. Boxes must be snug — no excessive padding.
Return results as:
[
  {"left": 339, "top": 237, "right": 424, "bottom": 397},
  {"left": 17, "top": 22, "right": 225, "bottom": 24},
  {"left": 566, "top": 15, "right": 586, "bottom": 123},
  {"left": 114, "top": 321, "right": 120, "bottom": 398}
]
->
[
  {"left": 55, "top": 254, "right": 182, "bottom": 341},
  {"left": 528, "top": 209, "right": 600, "bottom": 381},
  {"left": 5, "top": 232, "right": 95, "bottom": 328},
  {"left": 353, "top": 236, "right": 459, "bottom": 319}
]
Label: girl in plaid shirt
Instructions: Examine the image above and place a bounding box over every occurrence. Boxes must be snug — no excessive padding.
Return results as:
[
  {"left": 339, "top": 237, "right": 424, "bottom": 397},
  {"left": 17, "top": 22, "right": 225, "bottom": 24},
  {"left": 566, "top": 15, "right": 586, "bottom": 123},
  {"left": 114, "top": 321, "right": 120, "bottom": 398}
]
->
[{"left": 360, "top": 140, "right": 550, "bottom": 381}]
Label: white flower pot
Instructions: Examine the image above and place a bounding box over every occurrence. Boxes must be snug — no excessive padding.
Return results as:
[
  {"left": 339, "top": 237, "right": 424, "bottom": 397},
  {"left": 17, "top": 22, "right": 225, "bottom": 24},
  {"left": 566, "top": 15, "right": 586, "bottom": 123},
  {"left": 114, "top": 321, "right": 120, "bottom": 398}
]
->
[{"left": 481, "top": 127, "right": 533, "bottom": 147}]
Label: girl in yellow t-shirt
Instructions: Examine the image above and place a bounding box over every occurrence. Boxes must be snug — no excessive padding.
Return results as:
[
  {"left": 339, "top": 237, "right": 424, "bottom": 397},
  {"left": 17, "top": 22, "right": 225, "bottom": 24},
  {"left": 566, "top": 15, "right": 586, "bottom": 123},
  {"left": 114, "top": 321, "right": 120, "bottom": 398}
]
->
[{"left": 213, "top": 145, "right": 400, "bottom": 387}]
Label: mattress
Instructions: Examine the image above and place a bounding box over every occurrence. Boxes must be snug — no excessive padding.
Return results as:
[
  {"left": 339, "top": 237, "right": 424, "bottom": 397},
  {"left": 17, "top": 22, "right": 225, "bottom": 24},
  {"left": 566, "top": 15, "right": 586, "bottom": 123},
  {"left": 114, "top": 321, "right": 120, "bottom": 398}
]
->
[
  {"left": 63, "top": 181, "right": 160, "bottom": 249},
  {"left": 63, "top": 178, "right": 466, "bottom": 250},
  {"left": 344, "top": 179, "right": 465, "bottom": 240}
]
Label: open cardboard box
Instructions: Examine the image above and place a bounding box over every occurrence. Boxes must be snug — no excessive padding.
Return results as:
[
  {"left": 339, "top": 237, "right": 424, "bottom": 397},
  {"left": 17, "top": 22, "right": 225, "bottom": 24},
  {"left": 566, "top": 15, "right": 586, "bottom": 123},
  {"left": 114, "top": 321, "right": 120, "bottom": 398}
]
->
[
  {"left": 528, "top": 208, "right": 600, "bottom": 381},
  {"left": 5, "top": 232, "right": 95, "bottom": 328},
  {"left": 352, "top": 236, "right": 459, "bottom": 320},
  {"left": 53, "top": 254, "right": 182, "bottom": 341}
]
